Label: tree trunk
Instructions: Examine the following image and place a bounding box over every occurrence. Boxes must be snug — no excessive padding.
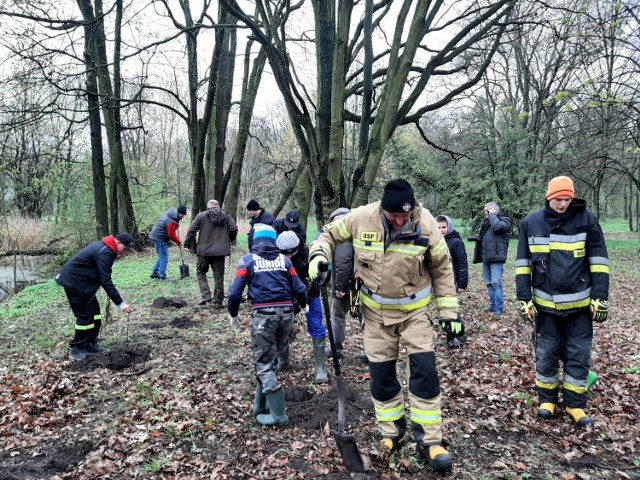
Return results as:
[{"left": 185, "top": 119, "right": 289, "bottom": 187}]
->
[{"left": 76, "top": 0, "right": 109, "bottom": 238}]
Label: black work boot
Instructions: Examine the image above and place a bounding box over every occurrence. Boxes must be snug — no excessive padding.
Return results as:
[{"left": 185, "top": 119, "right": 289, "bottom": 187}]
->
[
  {"left": 537, "top": 402, "right": 556, "bottom": 420},
  {"left": 86, "top": 343, "right": 110, "bottom": 354},
  {"left": 69, "top": 347, "right": 87, "bottom": 361},
  {"left": 417, "top": 443, "right": 453, "bottom": 472},
  {"left": 566, "top": 407, "right": 593, "bottom": 426}
]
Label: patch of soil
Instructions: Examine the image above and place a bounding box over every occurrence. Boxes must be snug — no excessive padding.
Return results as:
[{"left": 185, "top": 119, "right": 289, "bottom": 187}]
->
[
  {"left": 64, "top": 345, "right": 151, "bottom": 372},
  {"left": 170, "top": 316, "right": 199, "bottom": 328},
  {"left": 286, "top": 382, "right": 372, "bottom": 432},
  {"left": 151, "top": 297, "right": 187, "bottom": 308},
  {"left": 0, "top": 440, "right": 92, "bottom": 480},
  {"left": 140, "top": 321, "right": 167, "bottom": 329}
]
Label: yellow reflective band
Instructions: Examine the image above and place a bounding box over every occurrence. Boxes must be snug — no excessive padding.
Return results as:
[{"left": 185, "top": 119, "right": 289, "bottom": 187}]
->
[
  {"left": 549, "top": 241, "right": 586, "bottom": 251},
  {"left": 94, "top": 315, "right": 102, "bottom": 320},
  {"left": 563, "top": 381, "right": 587, "bottom": 394},
  {"left": 335, "top": 219, "right": 350, "bottom": 240},
  {"left": 436, "top": 297, "right": 459, "bottom": 311},
  {"left": 516, "top": 267, "right": 531, "bottom": 275},
  {"left": 360, "top": 292, "right": 433, "bottom": 311},
  {"left": 375, "top": 404, "right": 405, "bottom": 422},
  {"left": 430, "top": 239, "right": 447, "bottom": 257},
  {"left": 529, "top": 245, "right": 550, "bottom": 253},
  {"left": 353, "top": 239, "right": 384, "bottom": 252},
  {"left": 533, "top": 295, "right": 591, "bottom": 311},
  {"left": 75, "top": 324, "right": 95, "bottom": 331},
  {"left": 589, "top": 265, "right": 610, "bottom": 274},
  {"left": 387, "top": 243, "right": 428, "bottom": 255},
  {"left": 535, "top": 379, "right": 559, "bottom": 390},
  {"left": 410, "top": 407, "right": 441, "bottom": 425}
]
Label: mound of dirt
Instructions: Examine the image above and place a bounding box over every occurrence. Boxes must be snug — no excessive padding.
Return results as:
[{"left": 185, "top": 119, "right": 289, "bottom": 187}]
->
[
  {"left": 0, "top": 440, "right": 92, "bottom": 480},
  {"left": 64, "top": 345, "right": 151, "bottom": 372},
  {"left": 170, "top": 316, "right": 199, "bottom": 328},
  {"left": 151, "top": 297, "right": 187, "bottom": 308}
]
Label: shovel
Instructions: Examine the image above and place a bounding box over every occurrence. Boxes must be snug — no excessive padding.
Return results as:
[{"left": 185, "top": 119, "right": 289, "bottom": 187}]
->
[
  {"left": 318, "top": 265, "right": 366, "bottom": 473},
  {"left": 179, "top": 246, "right": 190, "bottom": 279}
]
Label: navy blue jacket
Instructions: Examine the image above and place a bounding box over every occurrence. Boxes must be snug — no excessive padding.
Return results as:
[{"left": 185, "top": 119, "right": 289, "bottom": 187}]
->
[
  {"left": 444, "top": 230, "right": 468, "bottom": 291},
  {"left": 55, "top": 236, "right": 124, "bottom": 305},
  {"left": 248, "top": 209, "right": 276, "bottom": 250},
  {"left": 516, "top": 198, "right": 609, "bottom": 313},
  {"left": 227, "top": 240, "right": 308, "bottom": 317}
]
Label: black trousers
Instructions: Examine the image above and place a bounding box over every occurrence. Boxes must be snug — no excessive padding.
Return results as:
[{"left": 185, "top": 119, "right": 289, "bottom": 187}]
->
[
  {"left": 535, "top": 308, "right": 592, "bottom": 408},
  {"left": 65, "top": 289, "right": 102, "bottom": 349}
]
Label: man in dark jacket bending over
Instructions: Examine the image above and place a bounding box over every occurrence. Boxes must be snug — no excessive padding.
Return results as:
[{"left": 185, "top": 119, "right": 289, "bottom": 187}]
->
[{"left": 56, "top": 232, "right": 135, "bottom": 361}]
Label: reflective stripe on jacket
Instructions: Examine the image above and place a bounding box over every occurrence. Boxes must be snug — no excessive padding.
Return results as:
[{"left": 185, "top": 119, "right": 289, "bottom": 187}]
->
[
  {"left": 515, "top": 198, "right": 609, "bottom": 312},
  {"left": 310, "top": 202, "right": 458, "bottom": 325}
]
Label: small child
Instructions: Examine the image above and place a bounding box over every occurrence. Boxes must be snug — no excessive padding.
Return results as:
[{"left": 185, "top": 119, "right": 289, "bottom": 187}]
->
[
  {"left": 437, "top": 215, "right": 469, "bottom": 348},
  {"left": 227, "top": 225, "right": 308, "bottom": 428}
]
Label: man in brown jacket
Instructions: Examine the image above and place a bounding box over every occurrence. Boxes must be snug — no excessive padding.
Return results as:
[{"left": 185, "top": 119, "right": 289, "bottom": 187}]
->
[
  {"left": 184, "top": 200, "right": 238, "bottom": 307},
  {"left": 309, "top": 179, "right": 458, "bottom": 472}
]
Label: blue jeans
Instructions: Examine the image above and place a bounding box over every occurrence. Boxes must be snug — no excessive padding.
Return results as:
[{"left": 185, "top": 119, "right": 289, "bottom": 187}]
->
[
  {"left": 482, "top": 261, "right": 504, "bottom": 316},
  {"left": 152, "top": 240, "right": 169, "bottom": 279}
]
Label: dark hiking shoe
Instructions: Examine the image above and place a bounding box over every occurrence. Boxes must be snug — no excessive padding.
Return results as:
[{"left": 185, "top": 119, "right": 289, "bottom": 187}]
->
[
  {"left": 150, "top": 272, "right": 160, "bottom": 279},
  {"left": 537, "top": 403, "right": 556, "bottom": 420},
  {"left": 197, "top": 299, "right": 211, "bottom": 306},
  {"left": 69, "top": 347, "right": 87, "bottom": 361},
  {"left": 417, "top": 444, "right": 453, "bottom": 472},
  {"left": 86, "top": 343, "right": 110, "bottom": 354},
  {"left": 358, "top": 353, "right": 369, "bottom": 365},
  {"left": 212, "top": 303, "right": 225, "bottom": 310}
]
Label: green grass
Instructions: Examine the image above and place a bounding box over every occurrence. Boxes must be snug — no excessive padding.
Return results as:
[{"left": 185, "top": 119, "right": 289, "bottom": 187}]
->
[{"left": 600, "top": 218, "right": 635, "bottom": 233}]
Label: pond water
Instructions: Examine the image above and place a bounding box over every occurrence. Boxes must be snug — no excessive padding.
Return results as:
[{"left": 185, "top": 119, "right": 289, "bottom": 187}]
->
[{"left": 0, "top": 254, "right": 54, "bottom": 301}]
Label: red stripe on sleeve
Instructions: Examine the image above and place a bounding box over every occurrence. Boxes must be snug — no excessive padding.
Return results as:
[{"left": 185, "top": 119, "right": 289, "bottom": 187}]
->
[
  {"left": 236, "top": 268, "right": 249, "bottom": 278},
  {"left": 288, "top": 266, "right": 298, "bottom": 276}
]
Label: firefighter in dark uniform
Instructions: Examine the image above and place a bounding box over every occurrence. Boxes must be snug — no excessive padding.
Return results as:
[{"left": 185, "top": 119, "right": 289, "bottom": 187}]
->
[{"left": 516, "top": 176, "right": 610, "bottom": 426}]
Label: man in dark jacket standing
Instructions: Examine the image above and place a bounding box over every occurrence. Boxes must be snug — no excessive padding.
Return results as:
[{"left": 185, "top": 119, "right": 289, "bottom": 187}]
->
[
  {"left": 56, "top": 232, "right": 135, "bottom": 361},
  {"left": 184, "top": 200, "right": 238, "bottom": 307},
  {"left": 273, "top": 210, "right": 307, "bottom": 246},
  {"left": 149, "top": 205, "right": 186, "bottom": 280},
  {"left": 516, "top": 176, "right": 609, "bottom": 426},
  {"left": 470, "top": 202, "right": 511, "bottom": 319},
  {"left": 246, "top": 199, "right": 276, "bottom": 250}
]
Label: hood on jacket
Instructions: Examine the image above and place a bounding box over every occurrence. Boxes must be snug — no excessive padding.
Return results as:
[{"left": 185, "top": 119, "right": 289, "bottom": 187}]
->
[
  {"left": 437, "top": 215, "right": 456, "bottom": 235},
  {"left": 250, "top": 241, "right": 281, "bottom": 260},
  {"left": 208, "top": 207, "right": 227, "bottom": 226},
  {"left": 166, "top": 209, "right": 180, "bottom": 222}
]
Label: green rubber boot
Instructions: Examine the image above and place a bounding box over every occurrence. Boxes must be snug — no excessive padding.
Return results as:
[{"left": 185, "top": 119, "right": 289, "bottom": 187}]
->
[
  {"left": 312, "top": 337, "right": 329, "bottom": 384},
  {"left": 252, "top": 383, "right": 269, "bottom": 417},
  {"left": 256, "top": 389, "right": 289, "bottom": 428}
]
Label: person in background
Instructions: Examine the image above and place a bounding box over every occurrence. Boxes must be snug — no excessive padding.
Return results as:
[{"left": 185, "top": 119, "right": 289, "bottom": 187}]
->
[
  {"left": 273, "top": 210, "right": 307, "bottom": 246},
  {"left": 469, "top": 201, "right": 511, "bottom": 319},
  {"left": 227, "top": 225, "right": 308, "bottom": 428},
  {"left": 274, "top": 226, "right": 329, "bottom": 384},
  {"left": 309, "top": 179, "right": 458, "bottom": 472},
  {"left": 437, "top": 215, "right": 468, "bottom": 348},
  {"left": 56, "top": 232, "right": 135, "bottom": 361},
  {"left": 184, "top": 200, "right": 238, "bottom": 307},
  {"left": 516, "top": 176, "right": 609, "bottom": 426},
  {"left": 325, "top": 207, "right": 354, "bottom": 359},
  {"left": 149, "top": 205, "right": 187, "bottom": 280},
  {"left": 246, "top": 200, "right": 276, "bottom": 250}
]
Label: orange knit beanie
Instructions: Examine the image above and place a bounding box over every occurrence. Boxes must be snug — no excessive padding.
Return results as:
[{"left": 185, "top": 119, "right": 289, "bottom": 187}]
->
[{"left": 546, "top": 176, "right": 575, "bottom": 200}]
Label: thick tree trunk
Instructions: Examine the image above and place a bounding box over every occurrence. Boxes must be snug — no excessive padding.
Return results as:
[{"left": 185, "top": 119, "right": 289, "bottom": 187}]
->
[
  {"left": 77, "top": 0, "right": 109, "bottom": 239},
  {"left": 223, "top": 44, "right": 267, "bottom": 219}
]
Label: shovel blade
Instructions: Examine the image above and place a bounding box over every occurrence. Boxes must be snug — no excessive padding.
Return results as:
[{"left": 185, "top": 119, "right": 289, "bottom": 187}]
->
[
  {"left": 334, "top": 432, "right": 366, "bottom": 472},
  {"left": 180, "top": 264, "right": 190, "bottom": 278}
]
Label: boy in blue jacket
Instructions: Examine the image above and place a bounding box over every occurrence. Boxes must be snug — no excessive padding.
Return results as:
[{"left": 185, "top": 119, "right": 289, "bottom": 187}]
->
[{"left": 227, "top": 224, "right": 308, "bottom": 428}]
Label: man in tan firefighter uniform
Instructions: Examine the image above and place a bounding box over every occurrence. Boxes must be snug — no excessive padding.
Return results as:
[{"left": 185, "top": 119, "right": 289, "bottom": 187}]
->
[{"left": 309, "top": 179, "right": 458, "bottom": 472}]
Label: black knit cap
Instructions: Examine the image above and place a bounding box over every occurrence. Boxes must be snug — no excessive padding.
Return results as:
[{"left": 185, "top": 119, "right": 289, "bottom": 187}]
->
[
  {"left": 177, "top": 205, "right": 187, "bottom": 215},
  {"left": 380, "top": 179, "right": 416, "bottom": 213},
  {"left": 247, "top": 199, "right": 260, "bottom": 211}
]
